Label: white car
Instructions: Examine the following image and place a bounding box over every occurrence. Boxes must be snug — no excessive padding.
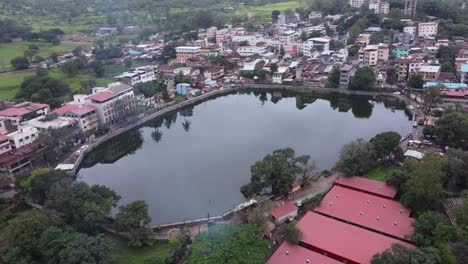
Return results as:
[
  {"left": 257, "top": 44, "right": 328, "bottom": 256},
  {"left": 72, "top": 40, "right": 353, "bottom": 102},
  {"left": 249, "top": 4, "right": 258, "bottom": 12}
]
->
[
  {"left": 80, "top": 145, "right": 89, "bottom": 150},
  {"left": 393, "top": 91, "right": 401, "bottom": 95}
]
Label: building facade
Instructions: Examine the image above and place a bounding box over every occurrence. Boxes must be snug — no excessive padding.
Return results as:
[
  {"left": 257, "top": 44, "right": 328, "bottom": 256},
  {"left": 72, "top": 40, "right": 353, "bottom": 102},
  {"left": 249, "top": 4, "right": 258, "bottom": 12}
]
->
[{"left": 175, "top": 46, "right": 201, "bottom": 63}]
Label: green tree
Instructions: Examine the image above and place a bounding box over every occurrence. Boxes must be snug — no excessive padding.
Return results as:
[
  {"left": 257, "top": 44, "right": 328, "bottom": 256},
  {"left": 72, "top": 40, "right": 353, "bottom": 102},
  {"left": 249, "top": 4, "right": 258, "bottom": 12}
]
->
[
  {"left": 371, "top": 243, "right": 442, "bottom": 264},
  {"left": 50, "top": 52, "right": 59, "bottom": 63},
  {"left": 385, "top": 67, "right": 398, "bottom": 85},
  {"left": 89, "top": 60, "right": 105, "bottom": 77},
  {"left": 338, "top": 138, "right": 376, "bottom": 176},
  {"left": 412, "top": 211, "right": 454, "bottom": 246},
  {"left": 10, "top": 56, "right": 30, "bottom": 70},
  {"left": 279, "top": 45, "right": 285, "bottom": 58},
  {"left": 408, "top": 74, "right": 424, "bottom": 89},
  {"left": 6, "top": 210, "right": 59, "bottom": 258},
  {"left": 327, "top": 68, "right": 340, "bottom": 88},
  {"left": 124, "top": 58, "right": 132, "bottom": 69},
  {"left": 425, "top": 86, "right": 442, "bottom": 109},
  {"left": 348, "top": 44, "right": 361, "bottom": 57},
  {"left": 186, "top": 224, "right": 268, "bottom": 264},
  {"left": 270, "top": 63, "right": 278, "bottom": 75},
  {"left": 39, "top": 226, "right": 112, "bottom": 264},
  {"left": 446, "top": 149, "right": 468, "bottom": 189},
  {"left": 370, "top": 131, "right": 401, "bottom": 161},
  {"left": 240, "top": 148, "right": 310, "bottom": 197},
  {"left": 385, "top": 169, "right": 410, "bottom": 189},
  {"left": 349, "top": 66, "right": 376, "bottom": 91},
  {"left": 115, "top": 200, "right": 151, "bottom": 230},
  {"left": 272, "top": 10, "right": 280, "bottom": 23},
  {"left": 279, "top": 221, "right": 302, "bottom": 244},
  {"left": 18, "top": 168, "right": 70, "bottom": 204},
  {"left": 401, "top": 155, "right": 447, "bottom": 214},
  {"left": 433, "top": 111, "right": 468, "bottom": 147},
  {"left": 134, "top": 80, "right": 167, "bottom": 98}
]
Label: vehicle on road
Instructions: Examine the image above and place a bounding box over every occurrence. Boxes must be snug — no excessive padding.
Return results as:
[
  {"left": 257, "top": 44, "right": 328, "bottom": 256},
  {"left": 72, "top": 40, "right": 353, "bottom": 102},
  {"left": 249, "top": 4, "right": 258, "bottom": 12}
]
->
[
  {"left": 422, "top": 140, "right": 433, "bottom": 146},
  {"left": 393, "top": 91, "right": 401, "bottom": 95},
  {"left": 413, "top": 122, "right": 418, "bottom": 127}
]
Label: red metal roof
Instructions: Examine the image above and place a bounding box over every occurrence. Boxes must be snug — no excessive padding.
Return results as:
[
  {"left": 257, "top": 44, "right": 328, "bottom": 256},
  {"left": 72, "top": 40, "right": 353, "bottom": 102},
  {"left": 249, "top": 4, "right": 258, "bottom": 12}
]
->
[
  {"left": 0, "top": 134, "right": 9, "bottom": 143},
  {"left": 54, "top": 104, "right": 96, "bottom": 116},
  {"left": 297, "top": 212, "right": 414, "bottom": 264},
  {"left": 335, "top": 176, "right": 397, "bottom": 199},
  {"left": 267, "top": 242, "right": 342, "bottom": 264},
  {"left": 270, "top": 203, "right": 298, "bottom": 219},
  {"left": 0, "top": 102, "right": 49, "bottom": 117},
  {"left": 87, "top": 91, "right": 118, "bottom": 103},
  {"left": 314, "top": 186, "right": 414, "bottom": 240}
]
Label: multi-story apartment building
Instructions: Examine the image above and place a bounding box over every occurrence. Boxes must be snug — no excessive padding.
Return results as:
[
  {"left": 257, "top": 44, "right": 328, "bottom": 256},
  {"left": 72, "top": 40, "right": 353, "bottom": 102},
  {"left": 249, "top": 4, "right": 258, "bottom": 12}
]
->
[
  {"left": 203, "top": 66, "right": 225, "bottom": 80},
  {"left": 408, "top": 59, "right": 424, "bottom": 77},
  {"left": 53, "top": 104, "right": 99, "bottom": 134},
  {"left": 302, "top": 37, "right": 331, "bottom": 57},
  {"left": 215, "top": 29, "right": 231, "bottom": 44},
  {"left": 418, "top": 65, "right": 441, "bottom": 81},
  {"left": 350, "top": 0, "right": 366, "bottom": 8},
  {"left": 7, "top": 125, "right": 39, "bottom": 149},
  {"left": 0, "top": 102, "right": 49, "bottom": 126},
  {"left": 403, "top": 26, "right": 417, "bottom": 36},
  {"left": 115, "top": 66, "right": 156, "bottom": 86},
  {"left": 0, "top": 135, "right": 12, "bottom": 156},
  {"left": 369, "top": 0, "right": 390, "bottom": 14},
  {"left": 418, "top": 22, "right": 438, "bottom": 37},
  {"left": 237, "top": 45, "right": 267, "bottom": 56},
  {"left": 339, "top": 65, "right": 356, "bottom": 89},
  {"left": 207, "top": 26, "right": 217, "bottom": 40},
  {"left": 403, "top": 0, "right": 417, "bottom": 16},
  {"left": 175, "top": 46, "right": 200, "bottom": 63},
  {"left": 73, "top": 83, "right": 135, "bottom": 126},
  {"left": 361, "top": 44, "right": 389, "bottom": 66},
  {"left": 278, "top": 31, "right": 296, "bottom": 44},
  {"left": 461, "top": 64, "right": 468, "bottom": 84}
]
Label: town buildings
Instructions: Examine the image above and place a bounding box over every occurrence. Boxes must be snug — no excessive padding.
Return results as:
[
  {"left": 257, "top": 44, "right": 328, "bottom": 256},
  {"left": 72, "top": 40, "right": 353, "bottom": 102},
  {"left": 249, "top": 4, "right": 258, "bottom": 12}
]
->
[
  {"left": 418, "top": 65, "right": 441, "bottom": 81},
  {"left": 53, "top": 104, "right": 99, "bottom": 134},
  {"left": 418, "top": 22, "right": 438, "bottom": 37},
  {"left": 403, "top": 0, "right": 418, "bottom": 16},
  {"left": 175, "top": 46, "right": 201, "bottom": 63},
  {"left": 115, "top": 66, "right": 156, "bottom": 86},
  {"left": 339, "top": 65, "right": 356, "bottom": 89},
  {"left": 0, "top": 102, "right": 50, "bottom": 126},
  {"left": 369, "top": 0, "right": 390, "bottom": 15},
  {"left": 350, "top": 0, "right": 366, "bottom": 8}
]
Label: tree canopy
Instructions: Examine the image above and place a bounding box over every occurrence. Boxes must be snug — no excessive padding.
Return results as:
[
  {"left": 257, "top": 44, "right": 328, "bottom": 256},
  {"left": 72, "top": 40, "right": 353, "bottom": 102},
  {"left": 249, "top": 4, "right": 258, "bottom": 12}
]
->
[
  {"left": 17, "top": 70, "right": 70, "bottom": 108},
  {"left": 240, "top": 148, "right": 310, "bottom": 197},
  {"left": 186, "top": 224, "right": 268, "bottom": 264},
  {"left": 434, "top": 111, "right": 468, "bottom": 148},
  {"left": 349, "top": 67, "right": 376, "bottom": 91}
]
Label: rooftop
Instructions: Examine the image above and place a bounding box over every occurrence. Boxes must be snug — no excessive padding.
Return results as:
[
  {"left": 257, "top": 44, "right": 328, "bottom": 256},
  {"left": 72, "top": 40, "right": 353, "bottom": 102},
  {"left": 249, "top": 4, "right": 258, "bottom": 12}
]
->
[
  {"left": 424, "top": 82, "right": 467, "bottom": 90},
  {"left": 297, "top": 212, "right": 414, "bottom": 264},
  {"left": 270, "top": 203, "right": 298, "bottom": 219},
  {"left": 335, "top": 176, "right": 397, "bottom": 199},
  {"left": 266, "top": 242, "right": 341, "bottom": 264},
  {"left": 314, "top": 185, "right": 414, "bottom": 240},
  {"left": 419, "top": 65, "right": 441, "bottom": 73},
  {"left": 87, "top": 91, "right": 118, "bottom": 103},
  {"left": 107, "top": 83, "right": 133, "bottom": 94},
  {"left": 53, "top": 104, "right": 97, "bottom": 116},
  {"left": 0, "top": 102, "right": 49, "bottom": 117}
]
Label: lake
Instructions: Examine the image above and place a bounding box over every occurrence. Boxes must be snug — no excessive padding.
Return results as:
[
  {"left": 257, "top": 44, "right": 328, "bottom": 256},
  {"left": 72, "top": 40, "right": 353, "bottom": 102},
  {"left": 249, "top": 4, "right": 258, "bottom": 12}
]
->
[{"left": 78, "top": 90, "right": 412, "bottom": 225}]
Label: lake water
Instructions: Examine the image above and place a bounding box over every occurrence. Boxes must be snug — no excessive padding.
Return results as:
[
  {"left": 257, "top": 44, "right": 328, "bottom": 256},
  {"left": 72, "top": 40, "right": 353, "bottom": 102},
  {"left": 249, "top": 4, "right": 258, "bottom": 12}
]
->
[{"left": 78, "top": 90, "right": 412, "bottom": 225}]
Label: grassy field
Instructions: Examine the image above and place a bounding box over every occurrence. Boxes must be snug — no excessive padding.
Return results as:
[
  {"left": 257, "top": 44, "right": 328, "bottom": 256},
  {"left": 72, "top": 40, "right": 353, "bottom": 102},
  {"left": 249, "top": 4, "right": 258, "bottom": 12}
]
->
[
  {"left": 0, "top": 41, "right": 84, "bottom": 71},
  {"left": 234, "top": 1, "right": 304, "bottom": 23},
  {"left": 0, "top": 71, "right": 35, "bottom": 100},
  {"left": 108, "top": 234, "right": 175, "bottom": 264},
  {"left": 0, "top": 66, "right": 118, "bottom": 101},
  {"left": 363, "top": 168, "right": 395, "bottom": 182}
]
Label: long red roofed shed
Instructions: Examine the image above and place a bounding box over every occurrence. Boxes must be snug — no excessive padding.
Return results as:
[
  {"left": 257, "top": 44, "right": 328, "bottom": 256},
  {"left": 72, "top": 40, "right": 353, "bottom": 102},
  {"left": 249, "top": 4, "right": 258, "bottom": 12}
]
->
[
  {"left": 335, "top": 176, "right": 398, "bottom": 199},
  {"left": 297, "top": 212, "right": 414, "bottom": 264},
  {"left": 314, "top": 185, "right": 414, "bottom": 241},
  {"left": 267, "top": 242, "right": 342, "bottom": 264}
]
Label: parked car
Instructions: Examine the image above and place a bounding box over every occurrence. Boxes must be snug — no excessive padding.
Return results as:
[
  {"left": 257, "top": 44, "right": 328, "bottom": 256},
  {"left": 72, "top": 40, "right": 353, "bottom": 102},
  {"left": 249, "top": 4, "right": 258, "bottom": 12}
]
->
[
  {"left": 413, "top": 122, "right": 418, "bottom": 127},
  {"left": 422, "top": 140, "right": 433, "bottom": 146},
  {"left": 393, "top": 91, "right": 401, "bottom": 95}
]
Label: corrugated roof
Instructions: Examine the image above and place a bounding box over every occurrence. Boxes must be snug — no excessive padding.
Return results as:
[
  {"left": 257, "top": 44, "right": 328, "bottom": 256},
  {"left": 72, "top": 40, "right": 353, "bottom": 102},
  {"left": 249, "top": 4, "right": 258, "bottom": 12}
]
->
[
  {"left": 0, "top": 102, "right": 49, "bottom": 117},
  {"left": 335, "top": 176, "right": 397, "bottom": 199},
  {"left": 54, "top": 104, "right": 96, "bottom": 116},
  {"left": 87, "top": 91, "right": 118, "bottom": 103},
  {"left": 297, "top": 212, "right": 414, "bottom": 264},
  {"left": 267, "top": 242, "right": 341, "bottom": 264},
  {"left": 270, "top": 203, "right": 298, "bottom": 219},
  {"left": 314, "top": 186, "right": 414, "bottom": 240}
]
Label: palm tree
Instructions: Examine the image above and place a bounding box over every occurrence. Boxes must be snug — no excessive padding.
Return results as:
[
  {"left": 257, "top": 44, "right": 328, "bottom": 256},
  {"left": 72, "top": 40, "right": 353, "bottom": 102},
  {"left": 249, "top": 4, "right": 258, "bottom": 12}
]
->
[
  {"left": 151, "top": 129, "right": 162, "bottom": 143},
  {"left": 182, "top": 120, "right": 191, "bottom": 132}
]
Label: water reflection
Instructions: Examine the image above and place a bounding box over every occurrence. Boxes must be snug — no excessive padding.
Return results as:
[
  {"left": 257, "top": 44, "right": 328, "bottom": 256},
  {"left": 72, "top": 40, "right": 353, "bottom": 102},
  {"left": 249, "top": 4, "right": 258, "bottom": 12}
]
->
[{"left": 78, "top": 90, "right": 412, "bottom": 224}]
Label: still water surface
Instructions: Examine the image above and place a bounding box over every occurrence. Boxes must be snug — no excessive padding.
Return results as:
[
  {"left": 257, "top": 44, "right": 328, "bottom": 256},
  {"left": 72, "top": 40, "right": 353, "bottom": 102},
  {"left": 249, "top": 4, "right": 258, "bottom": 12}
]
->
[{"left": 79, "top": 91, "right": 412, "bottom": 225}]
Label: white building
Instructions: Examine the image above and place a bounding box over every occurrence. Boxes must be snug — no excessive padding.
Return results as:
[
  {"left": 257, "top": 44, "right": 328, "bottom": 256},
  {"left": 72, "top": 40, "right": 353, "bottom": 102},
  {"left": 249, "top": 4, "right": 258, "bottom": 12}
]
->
[
  {"left": 350, "top": 0, "right": 366, "bottom": 8},
  {"left": 403, "top": 26, "right": 417, "bottom": 36},
  {"left": 7, "top": 125, "right": 39, "bottom": 149},
  {"left": 115, "top": 66, "right": 156, "bottom": 86},
  {"left": 0, "top": 102, "right": 50, "bottom": 126},
  {"left": 207, "top": 26, "right": 217, "bottom": 39},
  {"left": 361, "top": 44, "right": 389, "bottom": 66},
  {"left": 74, "top": 83, "right": 135, "bottom": 126},
  {"left": 26, "top": 115, "right": 76, "bottom": 132},
  {"left": 237, "top": 46, "right": 267, "bottom": 56},
  {"left": 418, "top": 22, "right": 439, "bottom": 37},
  {"left": 369, "top": 0, "right": 389, "bottom": 14},
  {"left": 53, "top": 104, "right": 99, "bottom": 134},
  {"left": 419, "top": 65, "right": 441, "bottom": 81},
  {"left": 278, "top": 30, "right": 296, "bottom": 44},
  {"left": 232, "top": 35, "right": 262, "bottom": 46},
  {"left": 302, "top": 37, "right": 331, "bottom": 57}
]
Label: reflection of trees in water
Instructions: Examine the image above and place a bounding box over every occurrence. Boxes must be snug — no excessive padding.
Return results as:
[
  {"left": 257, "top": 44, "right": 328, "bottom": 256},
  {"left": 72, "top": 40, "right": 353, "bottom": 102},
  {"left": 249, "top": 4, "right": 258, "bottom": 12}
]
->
[
  {"left": 164, "top": 113, "right": 177, "bottom": 129},
  {"left": 351, "top": 97, "right": 373, "bottom": 119},
  {"left": 182, "top": 120, "right": 191, "bottom": 132},
  {"left": 259, "top": 92, "right": 268, "bottom": 105},
  {"left": 81, "top": 130, "right": 144, "bottom": 168},
  {"left": 328, "top": 95, "right": 373, "bottom": 118},
  {"left": 145, "top": 118, "right": 164, "bottom": 129},
  {"left": 179, "top": 105, "right": 194, "bottom": 117},
  {"left": 151, "top": 129, "right": 163, "bottom": 143},
  {"left": 295, "top": 95, "right": 317, "bottom": 110}
]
